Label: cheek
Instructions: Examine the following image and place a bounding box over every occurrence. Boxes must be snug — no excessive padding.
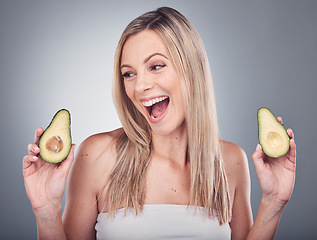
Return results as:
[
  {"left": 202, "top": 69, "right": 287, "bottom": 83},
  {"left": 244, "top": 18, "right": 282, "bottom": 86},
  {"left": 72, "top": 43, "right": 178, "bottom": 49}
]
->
[
  {"left": 124, "top": 82, "right": 144, "bottom": 113},
  {"left": 166, "top": 76, "right": 184, "bottom": 103},
  {"left": 124, "top": 82, "right": 135, "bottom": 101}
]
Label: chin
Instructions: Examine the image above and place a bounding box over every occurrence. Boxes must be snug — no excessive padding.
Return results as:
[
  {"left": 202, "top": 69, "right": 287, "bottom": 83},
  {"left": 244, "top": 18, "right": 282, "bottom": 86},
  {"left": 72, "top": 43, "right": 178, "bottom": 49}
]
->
[{"left": 150, "top": 119, "right": 187, "bottom": 138}]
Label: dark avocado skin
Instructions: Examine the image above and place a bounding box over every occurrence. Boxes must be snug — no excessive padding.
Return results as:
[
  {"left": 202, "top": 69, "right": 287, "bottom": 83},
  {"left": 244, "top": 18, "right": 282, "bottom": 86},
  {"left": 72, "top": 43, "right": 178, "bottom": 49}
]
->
[{"left": 39, "top": 109, "right": 72, "bottom": 163}]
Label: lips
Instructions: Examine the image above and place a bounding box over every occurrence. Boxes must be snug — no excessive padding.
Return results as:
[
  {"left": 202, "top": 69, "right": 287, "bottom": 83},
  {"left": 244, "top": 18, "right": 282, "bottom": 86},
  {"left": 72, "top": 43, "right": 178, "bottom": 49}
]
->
[{"left": 141, "top": 96, "right": 170, "bottom": 121}]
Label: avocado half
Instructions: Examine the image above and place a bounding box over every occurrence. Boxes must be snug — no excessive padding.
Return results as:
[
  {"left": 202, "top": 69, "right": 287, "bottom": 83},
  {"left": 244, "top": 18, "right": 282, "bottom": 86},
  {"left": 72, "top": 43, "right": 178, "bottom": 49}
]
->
[
  {"left": 39, "top": 109, "right": 72, "bottom": 163},
  {"left": 257, "top": 107, "right": 290, "bottom": 158}
]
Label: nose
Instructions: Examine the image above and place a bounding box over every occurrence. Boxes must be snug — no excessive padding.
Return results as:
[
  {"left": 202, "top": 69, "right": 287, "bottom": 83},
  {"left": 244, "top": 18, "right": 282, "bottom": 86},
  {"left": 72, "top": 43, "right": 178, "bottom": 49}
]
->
[{"left": 135, "top": 72, "right": 153, "bottom": 93}]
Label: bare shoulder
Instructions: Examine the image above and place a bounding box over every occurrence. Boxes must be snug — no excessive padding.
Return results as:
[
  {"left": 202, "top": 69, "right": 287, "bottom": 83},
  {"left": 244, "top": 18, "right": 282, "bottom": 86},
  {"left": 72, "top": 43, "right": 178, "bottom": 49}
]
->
[
  {"left": 77, "top": 127, "right": 122, "bottom": 158},
  {"left": 220, "top": 140, "right": 250, "bottom": 192},
  {"left": 69, "top": 128, "right": 123, "bottom": 193},
  {"left": 220, "top": 140, "right": 248, "bottom": 167}
]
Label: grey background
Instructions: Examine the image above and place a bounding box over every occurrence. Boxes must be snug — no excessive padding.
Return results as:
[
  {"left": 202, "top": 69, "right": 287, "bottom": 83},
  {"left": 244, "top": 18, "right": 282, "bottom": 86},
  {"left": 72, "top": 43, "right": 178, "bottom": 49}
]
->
[{"left": 0, "top": 0, "right": 316, "bottom": 239}]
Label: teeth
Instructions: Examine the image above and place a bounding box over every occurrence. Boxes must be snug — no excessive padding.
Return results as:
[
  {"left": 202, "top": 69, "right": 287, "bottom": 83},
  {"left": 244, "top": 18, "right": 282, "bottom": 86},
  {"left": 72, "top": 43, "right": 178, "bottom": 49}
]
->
[{"left": 142, "top": 96, "right": 168, "bottom": 107}]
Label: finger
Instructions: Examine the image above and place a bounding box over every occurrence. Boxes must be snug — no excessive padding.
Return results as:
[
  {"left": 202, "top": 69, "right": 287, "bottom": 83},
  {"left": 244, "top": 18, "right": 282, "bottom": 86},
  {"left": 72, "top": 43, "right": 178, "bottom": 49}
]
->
[
  {"left": 34, "top": 127, "right": 44, "bottom": 144},
  {"left": 22, "top": 154, "right": 40, "bottom": 177},
  {"left": 28, "top": 143, "right": 40, "bottom": 155},
  {"left": 287, "top": 128, "right": 294, "bottom": 140},
  {"left": 252, "top": 144, "right": 265, "bottom": 170},
  {"left": 23, "top": 154, "right": 39, "bottom": 167},
  {"left": 288, "top": 138, "right": 296, "bottom": 164},
  {"left": 277, "top": 116, "right": 283, "bottom": 124}
]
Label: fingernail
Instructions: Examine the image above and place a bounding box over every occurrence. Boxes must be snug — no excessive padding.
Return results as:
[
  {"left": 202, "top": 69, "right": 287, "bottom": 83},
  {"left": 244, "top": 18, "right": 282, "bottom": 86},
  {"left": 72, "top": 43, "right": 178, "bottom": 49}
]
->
[
  {"left": 256, "top": 144, "right": 261, "bottom": 150},
  {"left": 33, "top": 156, "right": 38, "bottom": 160},
  {"left": 34, "top": 146, "right": 40, "bottom": 151}
]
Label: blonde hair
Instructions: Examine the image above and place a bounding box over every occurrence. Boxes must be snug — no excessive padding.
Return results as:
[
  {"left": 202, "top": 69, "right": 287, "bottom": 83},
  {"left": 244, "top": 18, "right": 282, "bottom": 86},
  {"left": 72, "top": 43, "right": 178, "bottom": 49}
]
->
[{"left": 107, "top": 7, "right": 231, "bottom": 225}]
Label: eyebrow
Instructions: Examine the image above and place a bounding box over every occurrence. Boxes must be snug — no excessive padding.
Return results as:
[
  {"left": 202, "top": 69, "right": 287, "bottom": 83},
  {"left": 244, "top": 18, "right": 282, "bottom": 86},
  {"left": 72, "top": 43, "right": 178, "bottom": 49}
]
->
[
  {"left": 144, "top": 52, "right": 168, "bottom": 63},
  {"left": 120, "top": 52, "right": 168, "bottom": 69}
]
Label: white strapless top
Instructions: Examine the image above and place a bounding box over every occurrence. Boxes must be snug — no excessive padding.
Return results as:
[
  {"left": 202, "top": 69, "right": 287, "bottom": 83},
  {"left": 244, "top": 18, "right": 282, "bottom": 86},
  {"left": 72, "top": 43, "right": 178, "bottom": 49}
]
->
[{"left": 95, "top": 204, "right": 231, "bottom": 239}]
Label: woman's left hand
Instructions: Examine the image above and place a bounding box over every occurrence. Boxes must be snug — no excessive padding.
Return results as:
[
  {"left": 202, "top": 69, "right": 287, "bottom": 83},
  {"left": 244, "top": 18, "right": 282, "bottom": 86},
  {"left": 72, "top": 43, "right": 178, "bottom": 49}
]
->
[{"left": 252, "top": 116, "right": 296, "bottom": 208}]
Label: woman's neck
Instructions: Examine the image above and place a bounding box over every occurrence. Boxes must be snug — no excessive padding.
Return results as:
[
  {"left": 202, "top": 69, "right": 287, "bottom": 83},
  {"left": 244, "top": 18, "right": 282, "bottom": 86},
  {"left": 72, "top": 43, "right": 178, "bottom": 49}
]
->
[{"left": 151, "top": 124, "right": 188, "bottom": 168}]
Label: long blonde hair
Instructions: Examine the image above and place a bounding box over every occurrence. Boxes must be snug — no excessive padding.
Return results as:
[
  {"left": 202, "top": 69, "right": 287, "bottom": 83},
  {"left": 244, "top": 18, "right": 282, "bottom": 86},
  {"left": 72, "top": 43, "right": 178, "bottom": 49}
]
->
[{"left": 107, "top": 7, "right": 231, "bottom": 225}]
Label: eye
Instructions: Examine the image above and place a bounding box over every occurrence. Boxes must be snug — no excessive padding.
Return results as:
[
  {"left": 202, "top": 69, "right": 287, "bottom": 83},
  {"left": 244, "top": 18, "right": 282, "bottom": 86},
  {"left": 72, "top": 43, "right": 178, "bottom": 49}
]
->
[
  {"left": 122, "top": 72, "right": 135, "bottom": 79},
  {"left": 150, "top": 64, "right": 166, "bottom": 71}
]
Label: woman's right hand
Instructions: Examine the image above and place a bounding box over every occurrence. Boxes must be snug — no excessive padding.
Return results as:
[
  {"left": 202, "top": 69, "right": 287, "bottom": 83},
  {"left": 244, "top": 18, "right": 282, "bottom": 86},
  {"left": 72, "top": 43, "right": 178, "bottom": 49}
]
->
[{"left": 23, "top": 127, "right": 75, "bottom": 217}]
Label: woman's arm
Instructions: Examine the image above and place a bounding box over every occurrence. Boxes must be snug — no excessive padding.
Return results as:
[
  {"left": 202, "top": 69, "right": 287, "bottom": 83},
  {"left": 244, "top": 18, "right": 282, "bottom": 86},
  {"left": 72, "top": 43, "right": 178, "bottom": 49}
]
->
[
  {"left": 63, "top": 132, "right": 117, "bottom": 239},
  {"left": 23, "top": 128, "right": 116, "bottom": 240},
  {"left": 225, "top": 118, "right": 296, "bottom": 240},
  {"left": 223, "top": 142, "right": 253, "bottom": 240},
  {"left": 23, "top": 128, "right": 75, "bottom": 240},
  {"left": 247, "top": 124, "right": 296, "bottom": 240}
]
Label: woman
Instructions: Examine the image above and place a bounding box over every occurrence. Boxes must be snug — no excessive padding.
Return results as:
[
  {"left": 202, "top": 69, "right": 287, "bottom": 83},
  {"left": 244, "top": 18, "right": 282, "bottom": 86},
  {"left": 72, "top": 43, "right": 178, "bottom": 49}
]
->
[{"left": 23, "top": 7, "right": 296, "bottom": 240}]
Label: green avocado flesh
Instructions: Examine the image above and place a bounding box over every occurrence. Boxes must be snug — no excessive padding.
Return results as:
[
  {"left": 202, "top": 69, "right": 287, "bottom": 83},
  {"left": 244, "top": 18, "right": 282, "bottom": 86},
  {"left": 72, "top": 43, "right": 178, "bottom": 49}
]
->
[
  {"left": 258, "top": 107, "right": 290, "bottom": 158},
  {"left": 39, "top": 109, "right": 72, "bottom": 163}
]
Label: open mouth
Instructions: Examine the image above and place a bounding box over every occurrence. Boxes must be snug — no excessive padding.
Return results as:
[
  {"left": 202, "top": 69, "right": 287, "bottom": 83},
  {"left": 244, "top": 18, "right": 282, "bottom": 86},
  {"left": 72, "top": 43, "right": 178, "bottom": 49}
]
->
[{"left": 142, "top": 96, "right": 170, "bottom": 119}]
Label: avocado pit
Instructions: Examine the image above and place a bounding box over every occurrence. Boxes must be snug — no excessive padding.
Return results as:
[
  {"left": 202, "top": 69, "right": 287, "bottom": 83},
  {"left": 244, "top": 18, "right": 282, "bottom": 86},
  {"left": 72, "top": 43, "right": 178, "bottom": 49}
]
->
[
  {"left": 267, "top": 131, "right": 282, "bottom": 148},
  {"left": 46, "top": 135, "right": 64, "bottom": 153}
]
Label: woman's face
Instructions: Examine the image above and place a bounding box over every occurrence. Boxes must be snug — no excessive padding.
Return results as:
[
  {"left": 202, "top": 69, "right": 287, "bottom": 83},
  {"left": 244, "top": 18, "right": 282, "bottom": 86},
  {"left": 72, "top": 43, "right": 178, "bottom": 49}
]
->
[{"left": 121, "top": 30, "right": 186, "bottom": 137}]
